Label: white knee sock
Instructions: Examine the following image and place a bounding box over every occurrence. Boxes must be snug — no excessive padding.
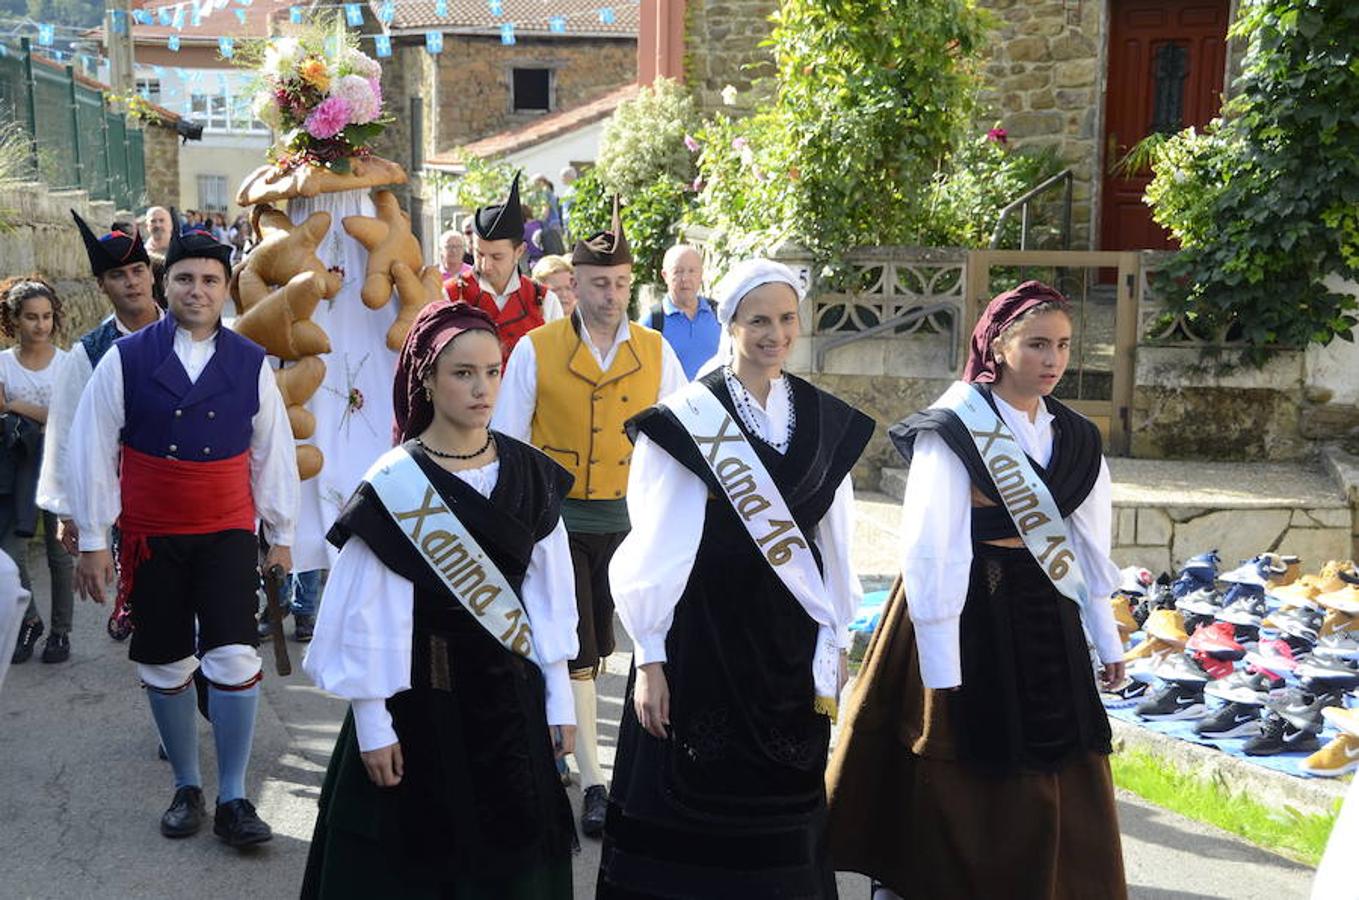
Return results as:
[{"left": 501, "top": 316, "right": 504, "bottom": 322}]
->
[{"left": 571, "top": 677, "right": 605, "bottom": 789}]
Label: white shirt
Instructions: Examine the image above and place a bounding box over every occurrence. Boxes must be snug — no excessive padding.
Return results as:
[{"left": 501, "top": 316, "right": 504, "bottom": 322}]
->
[
  {"left": 67, "top": 326, "right": 300, "bottom": 552},
  {"left": 899, "top": 392, "right": 1123, "bottom": 689},
  {"left": 37, "top": 311, "right": 160, "bottom": 518},
  {"left": 302, "top": 457, "right": 581, "bottom": 751},
  {"left": 0, "top": 346, "right": 66, "bottom": 409},
  {"left": 608, "top": 384, "right": 862, "bottom": 666},
  {"left": 478, "top": 272, "right": 564, "bottom": 322},
  {"left": 492, "top": 314, "right": 688, "bottom": 442}
]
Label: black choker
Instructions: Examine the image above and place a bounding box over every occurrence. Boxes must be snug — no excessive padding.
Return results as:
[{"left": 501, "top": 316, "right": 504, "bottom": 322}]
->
[{"left": 417, "top": 433, "right": 493, "bottom": 460}]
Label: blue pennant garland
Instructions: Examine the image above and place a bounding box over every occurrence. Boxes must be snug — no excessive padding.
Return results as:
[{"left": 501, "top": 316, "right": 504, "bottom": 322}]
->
[
  {"left": 425, "top": 31, "right": 443, "bottom": 54},
  {"left": 218, "top": 36, "right": 234, "bottom": 59},
  {"left": 289, "top": 6, "right": 302, "bottom": 24},
  {"left": 598, "top": 7, "right": 615, "bottom": 25},
  {"left": 435, "top": 0, "right": 447, "bottom": 16},
  {"left": 37, "top": 23, "right": 54, "bottom": 45},
  {"left": 168, "top": 34, "right": 181, "bottom": 52},
  {"left": 374, "top": 34, "right": 392, "bottom": 58},
  {"left": 378, "top": 0, "right": 394, "bottom": 24},
  {"left": 548, "top": 15, "right": 566, "bottom": 33},
  {"left": 344, "top": 3, "right": 363, "bottom": 26},
  {"left": 488, "top": 0, "right": 503, "bottom": 15},
  {"left": 500, "top": 22, "right": 515, "bottom": 44}
]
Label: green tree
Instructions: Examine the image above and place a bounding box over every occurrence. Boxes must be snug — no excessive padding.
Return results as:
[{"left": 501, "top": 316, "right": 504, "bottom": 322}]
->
[
  {"left": 1142, "top": 0, "right": 1359, "bottom": 358},
  {"left": 595, "top": 78, "right": 700, "bottom": 198}
]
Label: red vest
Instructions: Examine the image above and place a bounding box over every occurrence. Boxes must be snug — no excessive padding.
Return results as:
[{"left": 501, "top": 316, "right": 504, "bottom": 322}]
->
[{"left": 443, "top": 273, "right": 547, "bottom": 364}]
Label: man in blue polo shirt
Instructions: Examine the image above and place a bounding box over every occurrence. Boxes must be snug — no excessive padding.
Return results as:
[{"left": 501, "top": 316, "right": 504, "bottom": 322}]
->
[{"left": 645, "top": 244, "right": 720, "bottom": 379}]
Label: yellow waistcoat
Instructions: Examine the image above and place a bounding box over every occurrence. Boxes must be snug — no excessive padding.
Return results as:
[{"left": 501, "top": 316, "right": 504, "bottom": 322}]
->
[{"left": 528, "top": 318, "right": 663, "bottom": 501}]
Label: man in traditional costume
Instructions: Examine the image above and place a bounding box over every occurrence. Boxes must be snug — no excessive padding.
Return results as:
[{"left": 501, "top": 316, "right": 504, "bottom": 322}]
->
[
  {"left": 825, "top": 282, "right": 1126, "bottom": 899},
  {"left": 38, "top": 213, "right": 162, "bottom": 564},
  {"left": 597, "top": 259, "right": 872, "bottom": 896},
  {"left": 444, "top": 173, "right": 563, "bottom": 364},
  {"left": 68, "top": 220, "right": 299, "bottom": 847},
  {"left": 301, "top": 301, "right": 580, "bottom": 898},
  {"left": 493, "top": 200, "right": 686, "bottom": 837}
]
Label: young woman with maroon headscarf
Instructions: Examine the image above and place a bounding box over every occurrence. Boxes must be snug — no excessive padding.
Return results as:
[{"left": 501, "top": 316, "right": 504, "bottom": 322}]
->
[
  {"left": 825, "top": 282, "right": 1127, "bottom": 899},
  {"left": 301, "top": 301, "right": 580, "bottom": 899}
]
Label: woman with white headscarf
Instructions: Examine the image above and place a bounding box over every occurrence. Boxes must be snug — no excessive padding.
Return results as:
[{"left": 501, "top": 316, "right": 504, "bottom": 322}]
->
[{"left": 597, "top": 259, "right": 874, "bottom": 897}]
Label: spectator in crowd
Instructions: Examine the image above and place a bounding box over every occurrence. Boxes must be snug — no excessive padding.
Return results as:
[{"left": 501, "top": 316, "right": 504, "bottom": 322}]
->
[
  {"left": 532, "top": 173, "right": 566, "bottom": 256},
  {"left": 558, "top": 166, "right": 578, "bottom": 236},
  {"left": 522, "top": 202, "right": 546, "bottom": 273},
  {"left": 228, "top": 213, "right": 250, "bottom": 265},
  {"left": 531, "top": 255, "right": 578, "bottom": 319},
  {"left": 438, "top": 229, "right": 473, "bottom": 282},
  {"left": 461, "top": 215, "right": 476, "bottom": 266},
  {"left": 642, "top": 244, "right": 721, "bottom": 380},
  {"left": 144, "top": 206, "right": 174, "bottom": 256},
  {"left": 0, "top": 276, "right": 73, "bottom": 665}
]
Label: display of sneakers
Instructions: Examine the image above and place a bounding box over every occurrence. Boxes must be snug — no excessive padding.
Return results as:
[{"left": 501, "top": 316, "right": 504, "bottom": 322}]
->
[
  {"left": 1263, "top": 605, "right": 1323, "bottom": 645},
  {"left": 1312, "top": 629, "right": 1359, "bottom": 661},
  {"left": 1243, "top": 711, "right": 1321, "bottom": 756},
  {"left": 1110, "top": 596, "right": 1138, "bottom": 641},
  {"left": 1206, "top": 670, "right": 1282, "bottom": 705},
  {"left": 1136, "top": 682, "right": 1207, "bottom": 721},
  {"left": 1299, "top": 732, "right": 1359, "bottom": 777},
  {"left": 1219, "top": 555, "right": 1277, "bottom": 588},
  {"left": 1178, "top": 587, "right": 1226, "bottom": 618},
  {"left": 1264, "top": 553, "right": 1302, "bottom": 589},
  {"left": 1145, "top": 609, "right": 1189, "bottom": 646},
  {"left": 1186, "top": 621, "right": 1246, "bottom": 660},
  {"left": 1171, "top": 550, "right": 1220, "bottom": 598},
  {"left": 1320, "top": 609, "right": 1358, "bottom": 639},
  {"left": 1267, "top": 688, "right": 1344, "bottom": 733},
  {"left": 1321, "top": 705, "right": 1359, "bottom": 738},
  {"left": 1193, "top": 701, "right": 1264, "bottom": 738},
  {"left": 1153, "top": 652, "right": 1211, "bottom": 684},
  {"left": 1133, "top": 582, "right": 1176, "bottom": 629},
  {"left": 1270, "top": 560, "right": 1353, "bottom": 608},
  {"left": 1116, "top": 566, "right": 1155, "bottom": 597},
  {"left": 1318, "top": 584, "right": 1359, "bottom": 615},
  {"left": 1244, "top": 638, "right": 1299, "bottom": 673},
  {"left": 1216, "top": 588, "right": 1268, "bottom": 628},
  {"left": 1295, "top": 655, "right": 1359, "bottom": 690}
]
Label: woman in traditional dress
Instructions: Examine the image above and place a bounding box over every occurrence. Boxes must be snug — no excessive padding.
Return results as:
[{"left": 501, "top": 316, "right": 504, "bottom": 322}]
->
[
  {"left": 825, "top": 281, "right": 1127, "bottom": 899},
  {"left": 301, "top": 301, "right": 580, "bottom": 899},
  {"left": 597, "top": 259, "right": 874, "bottom": 898}
]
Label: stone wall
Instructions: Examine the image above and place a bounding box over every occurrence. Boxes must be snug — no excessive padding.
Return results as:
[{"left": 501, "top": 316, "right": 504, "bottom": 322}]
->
[
  {"left": 142, "top": 120, "right": 180, "bottom": 209},
  {"left": 432, "top": 35, "right": 635, "bottom": 149},
  {"left": 683, "top": 0, "right": 778, "bottom": 110},
  {"left": 0, "top": 184, "right": 117, "bottom": 348}
]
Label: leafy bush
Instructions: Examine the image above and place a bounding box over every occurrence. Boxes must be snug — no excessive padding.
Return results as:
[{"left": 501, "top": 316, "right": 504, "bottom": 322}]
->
[
  {"left": 1142, "top": 0, "right": 1359, "bottom": 359},
  {"left": 595, "top": 78, "right": 701, "bottom": 198}
]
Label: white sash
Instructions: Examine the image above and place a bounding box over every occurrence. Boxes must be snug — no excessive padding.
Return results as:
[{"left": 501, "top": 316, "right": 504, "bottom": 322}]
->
[
  {"left": 366, "top": 446, "right": 540, "bottom": 667},
  {"left": 663, "top": 381, "right": 842, "bottom": 719},
  {"left": 933, "top": 381, "right": 1092, "bottom": 623}
]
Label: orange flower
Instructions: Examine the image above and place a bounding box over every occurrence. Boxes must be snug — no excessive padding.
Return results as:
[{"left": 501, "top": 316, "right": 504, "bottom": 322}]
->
[{"left": 298, "top": 57, "right": 331, "bottom": 92}]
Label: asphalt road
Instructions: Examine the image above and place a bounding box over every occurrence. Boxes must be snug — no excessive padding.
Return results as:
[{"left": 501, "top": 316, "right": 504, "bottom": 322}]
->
[{"left": 0, "top": 524, "right": 1321, "bottom": 900}]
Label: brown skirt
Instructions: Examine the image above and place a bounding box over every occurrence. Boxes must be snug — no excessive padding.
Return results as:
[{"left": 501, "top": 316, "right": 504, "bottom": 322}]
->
[{"left": 825, "top": 578, "right": 1127, "bottom": 900}]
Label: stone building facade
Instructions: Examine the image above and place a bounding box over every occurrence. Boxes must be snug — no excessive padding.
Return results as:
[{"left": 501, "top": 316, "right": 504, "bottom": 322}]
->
[
  {"left": 683, "top": 0, "right": 778, "bottom": 109},
  {"left": 140, "top": 118, "right": 181, "bottom": 210}
]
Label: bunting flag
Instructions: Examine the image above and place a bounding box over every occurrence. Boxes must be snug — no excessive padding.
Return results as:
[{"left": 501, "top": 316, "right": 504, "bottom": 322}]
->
[
  {"left": 157, "top": 7, "right": 171, "bottom": 25},
  {"left": 234, "top": 8, "right": 246, "bottom": 24},
  {"left": 110, "top": 9, "right": 128, "bottom": 34},
  {"left": 548, "top": 15, "right": 566, "bottom": 33},
  {"left": 374, "top": 34, "right": 392, "bottom": 58},
  {"left": 435, "top": 0, "right": 447, "bottom": 16},
  {"left": 425, "top": 31, "right": 443, "bottom": 54},
  {"left": 599, "top": 7, "right": 615, "bottom": 24},
  {"left": 218, "top": 36, "right": 234, "bottom": 58},
  {"left": 36, "top": 23, "right": 54, "bottom": 45},
  {"left": 191, "top": 7, "right": 202, "bottom": 26},
  {"left": 171, "top": 6, "right": 184, "bottom": 29},
  {"left": 168, "top": 34, "right": 180, "bottom": 52},
  {"left": 500, "top": 22, "right": 515, "bottom": 44},
  {"left": 344, "top": 3, "right": 363, "bottom": 26},
  {"left": 290, "top": 5, "right": 302, "bottom": 24},
  {"left": 132, "top": 9, "right": 150, "bottom": 24},
  {"left": 488, "top": 0, "right": 503, "bottom": 15},
  {"left": 378, "top": 0, "right": 394, "bottom": 24}
]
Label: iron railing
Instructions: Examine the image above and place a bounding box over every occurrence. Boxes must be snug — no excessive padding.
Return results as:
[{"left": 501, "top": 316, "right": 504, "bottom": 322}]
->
[{"left": 990, "top": 169, "right": 1073, "bottom": 251}]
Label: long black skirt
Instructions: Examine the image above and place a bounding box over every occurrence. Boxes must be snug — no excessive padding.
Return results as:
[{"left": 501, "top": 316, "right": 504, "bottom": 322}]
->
[{"left": 301, "top": 612, "right": 577, "bottom": 900}]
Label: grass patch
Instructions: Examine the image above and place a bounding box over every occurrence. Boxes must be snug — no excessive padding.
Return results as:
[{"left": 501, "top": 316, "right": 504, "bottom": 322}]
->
[{"left": 1111, "top": 748, "right": 1339, "bottom": 866}]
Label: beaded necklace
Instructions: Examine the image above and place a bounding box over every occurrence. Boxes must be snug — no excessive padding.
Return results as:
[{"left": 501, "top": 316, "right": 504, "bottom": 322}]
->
[{"left": 723, "top": 366, "right": 795, "bottom": 453}]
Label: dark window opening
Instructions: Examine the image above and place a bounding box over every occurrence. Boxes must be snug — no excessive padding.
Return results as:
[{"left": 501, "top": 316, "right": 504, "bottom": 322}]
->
[{"left": 512, "top": 68, "right": 550, "bottom": 112}]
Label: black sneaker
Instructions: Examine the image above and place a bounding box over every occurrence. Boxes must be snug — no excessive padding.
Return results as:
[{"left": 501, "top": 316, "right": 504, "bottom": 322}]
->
[
  {"left": 1193, "top": 702, "right": 1263, "bottom": 738},
  {"left": 1216, "top": 591, "right": 1268, "bottom": 628},
  {"left": 160, "top": 786, "right": 207, "bottom": 838},
  {"left": 293, "top": 614, "right": 314, "bottom": 643},
  {"left": 1206, "top": 670, "right": 1280, "bottom": 705},
  {"left": 213, "top": 798, "right": 273, "bottom": 848},
  {"left": 1268, "top": 688, "right": 1344, "bottom": 733},
  {"left": 1244, "top": 712, "right": 1321, "bottom": 756},
  {"left": 11, "top": 618, "right": 44, "bottom": 664},
  {"left": 40, "top": 633, "right": 70, "bottom": 664},
  {"left": 1295, "top": 656, "right": 1359, "bottom": 690},
  {"left": 580, "top": 784, "right": 608, "bottom": 838},
  {"left": 1136, "top": 682, "right": 1206, "bottom": 721}
]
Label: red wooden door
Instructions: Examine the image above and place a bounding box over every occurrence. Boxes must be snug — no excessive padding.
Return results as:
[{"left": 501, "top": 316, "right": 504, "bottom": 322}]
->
[{"left": 1100, "top": 0, "right": 1229, "bottom": 251}]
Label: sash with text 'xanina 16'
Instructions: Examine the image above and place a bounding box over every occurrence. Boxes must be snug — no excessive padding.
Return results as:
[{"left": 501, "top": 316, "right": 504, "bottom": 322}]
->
[
  {"left": 664, "top": 381, "right": 843, "bottom": 720},
  {"left": 933, "top": 381, "right": 1094, "bottom": 628},
  {"left": 367, "top": 446, "right": 540, "bottom": 667}
]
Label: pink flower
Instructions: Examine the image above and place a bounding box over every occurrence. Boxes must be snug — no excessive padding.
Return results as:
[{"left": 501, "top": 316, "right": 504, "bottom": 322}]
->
[
  {"left": 986, "top": 127, "right": 1008, "bottom": 144},
  {"left": 367, "top": 77, "right": 383, "bottom": 112},
  {"left": 331, "top": 75, "right": 379, "bottom": 124},
  {"left": 689, "top": 176, "right": 704, "bottom": 192},
  {"left": 304, "top": 96, "right": 352, "bottom": 140},
  {"left": 731, "top": 136, "right": 747, "bottom": 150},
  {"left": 683, "top": 133, "right": 700, "bottom": 153}
]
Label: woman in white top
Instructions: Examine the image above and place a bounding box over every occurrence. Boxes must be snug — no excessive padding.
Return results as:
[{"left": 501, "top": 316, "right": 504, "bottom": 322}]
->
[
  {"left": 301, "top": 301, "right": 580, "bottom": 899},
  {"left": 826, "top": 282, "right": 1127, "bottom": 899},
  {"left": 597, "top": 259, "right": 874, "bottom": 898},
  {"left": 0, "top": 276, "right": 72, "bottom": 665}
]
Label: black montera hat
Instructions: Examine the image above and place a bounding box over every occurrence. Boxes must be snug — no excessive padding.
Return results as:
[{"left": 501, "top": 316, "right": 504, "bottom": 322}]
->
[
  {"left": 164, "top": 207, "right": 234, "bottom": 277},
  {"left": 571, "top": 194, "right": 632, "bottom": 266},
  {"left": 473, "top": 171, "right": 525, "bottom": 243},
  {"left": 71, "top": 209, "right": 151, "bottom": 278}
]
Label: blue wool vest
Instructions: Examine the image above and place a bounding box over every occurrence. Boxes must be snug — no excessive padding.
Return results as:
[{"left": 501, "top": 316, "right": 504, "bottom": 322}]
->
[
  {"left": 80, "top": 317, "right": 122, "bottom": 368},
  {"left": 117, "top": 315, "right": 264, "bottom": 461}
]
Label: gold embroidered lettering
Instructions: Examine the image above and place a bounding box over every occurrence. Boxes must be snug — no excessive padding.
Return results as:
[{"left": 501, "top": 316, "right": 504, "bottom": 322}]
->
[
  {"left": 970, "top": 422, "right": 1012, "bottom": 455},
  {"left": 393, "top": 486, "right": 448, "bottom": 541},
  {"left": 422, "top": 530, "right": 455, "bottom": 558},
  {"left": 735, "top": 494, "right": 771, "bottom": 521},
  {"left": 1017, "top": 510, "right": 1051, "bottom": 534},
  {"left": 692, "top": 414, "right": 745, "bottom": 466},
  {"left": 467, "top": 583, "right": 500, "bottom": 613}
]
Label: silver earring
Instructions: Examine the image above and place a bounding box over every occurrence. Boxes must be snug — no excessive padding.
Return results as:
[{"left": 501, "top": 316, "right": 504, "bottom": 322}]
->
[{"left": 423, "top": 385, "right": 432, "bottom": 401}]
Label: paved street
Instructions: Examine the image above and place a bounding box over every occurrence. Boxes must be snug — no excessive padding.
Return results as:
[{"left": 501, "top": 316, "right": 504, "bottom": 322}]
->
[{"left": 0, "top": 501, "right": 1322, "bottom": 899}]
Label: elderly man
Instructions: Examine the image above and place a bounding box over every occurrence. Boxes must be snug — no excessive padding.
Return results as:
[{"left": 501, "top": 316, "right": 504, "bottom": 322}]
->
[
  {"left": 68, "top": 219, "right": 298, "bottom": 847},
  {"left": 493, "top": 197, "right": 686, "bottom": 838},
  {"left": 645, "top": 244, "right": 720, "bottom": 380},
  {"left": 438, "top": 228, "right": 472, "bottom": 282},
  {"left": 145, "top": 206, "right": 174, "bottom": 255}
]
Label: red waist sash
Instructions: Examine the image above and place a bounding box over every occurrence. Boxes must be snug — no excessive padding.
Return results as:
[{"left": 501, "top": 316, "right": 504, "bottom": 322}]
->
[{"left": 115, "top": 446, "right": 256, "bottom": 613}]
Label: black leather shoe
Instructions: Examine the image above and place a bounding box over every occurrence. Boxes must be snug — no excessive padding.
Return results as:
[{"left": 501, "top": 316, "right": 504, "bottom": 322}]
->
[
  {"left": 11, "top": 618, "right": 43, "bottom": 665},
  {"left": 293, "top": 614, "right": 314, "bottom": 643},
  {"left": 160, "top": 786, "right": 207, "bottom": 838},
  {"left": 40, "top": 633, "right": 70, "bottom": 664},
  {"left": 214, "top": 798, "right": 273, "bottom": 848},
  {"left": 580, "top": 784, "right": 608, "bottom": 838}
]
